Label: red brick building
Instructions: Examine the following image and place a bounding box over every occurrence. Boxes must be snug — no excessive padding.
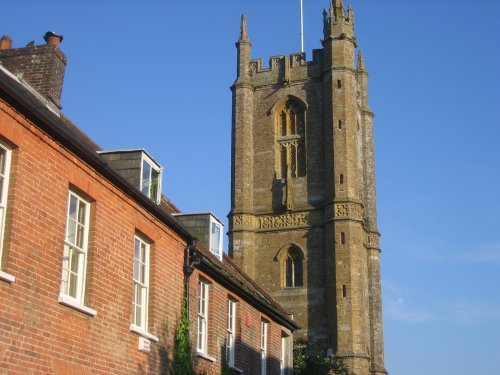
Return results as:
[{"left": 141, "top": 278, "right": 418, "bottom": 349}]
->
[{"left": 0, "top": 33, "right": 297, "bottom": 374}]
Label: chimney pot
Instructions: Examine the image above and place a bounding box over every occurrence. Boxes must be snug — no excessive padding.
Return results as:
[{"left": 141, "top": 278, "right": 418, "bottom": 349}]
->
[
  {"left": 0, "top": 35, "right": 12, "bottom": 50},
  {"left": 43, "top": 31, "right": 63, "bottom": 47}
]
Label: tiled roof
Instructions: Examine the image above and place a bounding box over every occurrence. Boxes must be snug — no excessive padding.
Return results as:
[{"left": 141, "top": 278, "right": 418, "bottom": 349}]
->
[{"left": 59, "top": 113, "right": 101, "bottom": 152}]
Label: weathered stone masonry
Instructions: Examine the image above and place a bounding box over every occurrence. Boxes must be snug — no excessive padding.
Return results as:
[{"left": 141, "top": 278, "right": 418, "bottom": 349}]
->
[{"left": 229, "top": 2, "right": 387, "bottom": 375}]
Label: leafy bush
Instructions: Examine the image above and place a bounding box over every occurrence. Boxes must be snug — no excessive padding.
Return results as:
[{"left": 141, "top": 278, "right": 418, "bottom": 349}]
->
[
  {"left": 173, "top": 298, "right": 195, "bottom": 375},
  {"left": 293, "top": 339, "right": 353, "bottom": 375}
]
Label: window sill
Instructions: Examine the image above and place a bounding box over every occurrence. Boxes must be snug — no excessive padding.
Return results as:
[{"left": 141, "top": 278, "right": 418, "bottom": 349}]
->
[
  {"left": 229, "top": 366, "right": 243, "bottom": 374},
  {"left": 129, "top": 324, "right": 159, "bottom": 342},
  {"left": 0, "top": 270, "right": 15, "bottom": 283},
  {"left": 196, "top": 351, "right": 216, "bottom": 363},
  {"left": 58, "top": 294, "right": 97, "bottom": 316}
]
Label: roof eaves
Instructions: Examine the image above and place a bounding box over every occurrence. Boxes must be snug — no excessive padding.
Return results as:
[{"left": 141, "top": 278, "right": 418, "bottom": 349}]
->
[
  {"left": 0, "top": 66, "right": 195, "bottom": 245},
  {"left": 196, "top": 250, "right": 299, "bottom": 331}
]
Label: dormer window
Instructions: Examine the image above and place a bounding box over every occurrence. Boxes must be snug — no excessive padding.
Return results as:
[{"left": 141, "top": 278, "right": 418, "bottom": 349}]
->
[
  {"left": 210, "top": 218, "right": 223, "bottom": 261},
  {"left": 97, "top": 149, "right": 163, "bottom": 205},
  {"left": 141, "top": 155, "right": 162, "bottom": 204},
  {"left": 173, "top": 213, "right": 224, "bottom": 261}
]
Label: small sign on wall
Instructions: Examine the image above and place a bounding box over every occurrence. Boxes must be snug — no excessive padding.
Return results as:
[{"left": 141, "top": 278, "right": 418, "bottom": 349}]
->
[
  {"left": 138, "top": 337, "right": 151, "bottom": 353},
  {"left": 246, "top": 312, "right": 252, "bottom": 327}
]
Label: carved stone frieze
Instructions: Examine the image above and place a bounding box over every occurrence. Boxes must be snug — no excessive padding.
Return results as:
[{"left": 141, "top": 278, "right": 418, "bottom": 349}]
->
[
  {"left": 335, "top": 203, "right": 349, "bottom": 217},
  {"left": 233, "top": 212, "right": 316, "bottom": 231},
  {"left": 333, "top": 202, "right": 364, "bottom": 220},
  {"left": 232, "top": 214, "right": 255, "bottom": 228},
  {"left": 367, "top": 233, "right": 380, "bottom": 249},
  {"left": 258, "top": 212, "right": 309, "bottom": 229}
]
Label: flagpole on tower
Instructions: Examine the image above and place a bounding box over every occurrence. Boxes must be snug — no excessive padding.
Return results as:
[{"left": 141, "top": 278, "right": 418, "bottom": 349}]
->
[{"left": 300, "top": 0, "right": 304, "bottom": 53}]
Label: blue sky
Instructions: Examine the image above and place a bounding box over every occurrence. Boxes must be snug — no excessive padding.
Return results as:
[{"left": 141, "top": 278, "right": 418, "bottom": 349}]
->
[{"left": 3, "top": 1, "right": 500, "bottom": 374}]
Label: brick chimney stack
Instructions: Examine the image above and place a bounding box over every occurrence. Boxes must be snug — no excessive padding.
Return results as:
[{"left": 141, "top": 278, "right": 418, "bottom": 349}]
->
[
  {"left": 0, "top": 36, "right": 12, "bottom": 50},
  {"left": 0, "top": 31, "right": 67, "bottom": 110}
]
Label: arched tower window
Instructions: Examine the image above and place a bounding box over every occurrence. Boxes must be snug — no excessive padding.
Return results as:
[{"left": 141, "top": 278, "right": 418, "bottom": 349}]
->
[
  {"left": 276, "top": 99, "right": 306, "bottom": 179},
  {"left": 284, "top": 246, "right": 303, "bottom": 288}
]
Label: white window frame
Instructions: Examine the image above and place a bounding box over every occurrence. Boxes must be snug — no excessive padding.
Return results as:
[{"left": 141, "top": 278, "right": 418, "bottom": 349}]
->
[
  {"left": 197, "top": 280, "right": 209, "bottom": 354},
  {"left": 209, "top": 216, "right": 223, "bottom": 261},
  {"left": 140, "top": 153, "right": 162, "bottom": 204},
  {"left": 261, "top": 320, "right": 268, "bottom": 375},
  {"left": 131, "top": 235, "right": 150, "bottom": 331},
  {"left": 60, "top": 191, "right": 91, "bottom": 304},
  {"left": 227, "top": 298, "right": 236, "bottom": 367},
  {"left": 280, "top": 335, "right": 286, "bottom": 375},
  {"left": 0, "top": 143, "right": 11, "bottom": 262},
  {"left": 0, "top": 142, "right": 14, "bottom": 283}
]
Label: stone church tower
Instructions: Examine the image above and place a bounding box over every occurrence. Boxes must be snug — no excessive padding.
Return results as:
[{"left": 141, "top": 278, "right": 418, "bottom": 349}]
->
[{"left": 229, "top": 1, "right": 386, "bottom": 374}]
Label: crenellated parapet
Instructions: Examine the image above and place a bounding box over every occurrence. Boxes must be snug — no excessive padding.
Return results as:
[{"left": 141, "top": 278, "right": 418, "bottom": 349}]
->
[{"left": 248, "top": 49, "right": 323, "bottom": 87}]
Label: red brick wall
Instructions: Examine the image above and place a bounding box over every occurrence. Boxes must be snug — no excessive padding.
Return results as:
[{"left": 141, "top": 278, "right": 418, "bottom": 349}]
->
[
  {"left": 0, "top": 98, "right": 187, "bottom": 374},
  {"left": 189, "top": 269, "right": 286, "bottom": 375},
  {"left": 0, "top": 97, "right": 290, "bottom": 374}
]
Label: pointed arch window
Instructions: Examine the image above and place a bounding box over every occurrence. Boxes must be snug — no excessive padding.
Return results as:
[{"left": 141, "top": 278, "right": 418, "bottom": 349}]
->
[
  {"left": 276, "top": 100, "right": 306, "bottom": 178},
  {"left": 284, "top": 246, "right": 303, "bottom": 288}
]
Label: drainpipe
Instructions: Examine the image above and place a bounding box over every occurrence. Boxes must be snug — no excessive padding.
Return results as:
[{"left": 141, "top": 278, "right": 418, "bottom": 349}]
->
[{"left": 183, "top": 238, "right": 202, "bottom": 318}]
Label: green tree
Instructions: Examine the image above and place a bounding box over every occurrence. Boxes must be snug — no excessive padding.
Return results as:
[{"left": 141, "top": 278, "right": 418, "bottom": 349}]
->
[
  {"left": 293, "top": 339, "right": 353, "bottom": 375},
  {"left": 172, "top": 298, "right": 195, "bottom": 375}
]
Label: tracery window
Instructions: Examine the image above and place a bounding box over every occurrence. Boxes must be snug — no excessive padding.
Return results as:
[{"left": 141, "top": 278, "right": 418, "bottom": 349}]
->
[
  {"left": 276, "top": 100, "right": 306, "bottom": 178},
  {"left": 284, "top": 246, "right": 303, "bottom": 288}
]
